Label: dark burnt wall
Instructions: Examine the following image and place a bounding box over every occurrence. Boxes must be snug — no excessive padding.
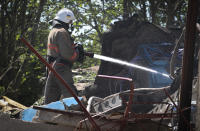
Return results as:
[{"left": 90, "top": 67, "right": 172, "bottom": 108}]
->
[{"left": 87, "top": 17, "right": 182, "bottom": 98}]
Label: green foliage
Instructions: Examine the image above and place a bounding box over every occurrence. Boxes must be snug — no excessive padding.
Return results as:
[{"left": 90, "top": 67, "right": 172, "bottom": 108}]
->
[
  {"left": 0, "top": 0, "right": 188, "bottom": 106},
  {"left": 73, "top": 69, "right": 97, "bottom": 84},
  {"left": 0, "top": 0, "right": 47, "bottom": 105},
  {"left": 0, "top": 86, "right": 5, "bottom": 95}
]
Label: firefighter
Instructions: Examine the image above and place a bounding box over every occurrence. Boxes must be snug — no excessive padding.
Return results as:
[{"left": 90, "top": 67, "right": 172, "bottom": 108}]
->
[{"left": 44, "top": 8, "right": 80, "bottom": 104}]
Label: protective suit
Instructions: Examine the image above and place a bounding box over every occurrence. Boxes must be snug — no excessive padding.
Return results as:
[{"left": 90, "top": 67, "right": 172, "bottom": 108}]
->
[{"left": 44, "top": 8, "right": 78, "bottom": 104}]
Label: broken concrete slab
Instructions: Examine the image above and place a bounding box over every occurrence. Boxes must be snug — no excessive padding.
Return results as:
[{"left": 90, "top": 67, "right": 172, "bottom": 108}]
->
[{"left": 0, "top": 113, "right": 74, "bottom": 131}]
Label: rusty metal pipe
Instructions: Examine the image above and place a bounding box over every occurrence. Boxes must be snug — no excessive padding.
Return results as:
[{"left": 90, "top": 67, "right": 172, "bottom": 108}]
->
[
  {"left": 124, "top": 82, "right": 134, "bottom": 118},
  {"left": 20, "top": 37, "right": 100, "bottom": 131},
  {"left": 163, "top": 88, "right": 191, "bottom": 130},
  {"left": 97, "top": 75, "right": 134, "bottom": 131},
  {"left": 120, "top": 81, "right": 134, "bottom": 131}
]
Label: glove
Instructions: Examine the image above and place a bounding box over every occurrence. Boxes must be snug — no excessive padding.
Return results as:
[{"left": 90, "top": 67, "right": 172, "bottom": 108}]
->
[{"left": 75, "top": 44, "right": 85, "bottom": 63}]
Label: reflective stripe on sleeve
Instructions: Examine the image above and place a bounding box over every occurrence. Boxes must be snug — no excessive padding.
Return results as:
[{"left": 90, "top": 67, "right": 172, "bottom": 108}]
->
[
  {"left": 48, "top": 43, "right": 59, "bottom": 52},
  {"left": 69, "top": 50, "right": 77, "bottom": 61}
]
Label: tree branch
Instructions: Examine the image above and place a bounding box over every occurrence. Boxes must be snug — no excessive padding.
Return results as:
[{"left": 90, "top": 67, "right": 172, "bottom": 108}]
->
[
  {"left": 7, "top": 57, "right": 28, "bottom": 89},
  {"left": 0, "top": 66, "right": 13, "bottom": 81},
  {"left": 170, "top": 27, "right": 185, "bottom": 78},
  {"left": 30, "top": 0, "right": 47, "bottom": 45}
]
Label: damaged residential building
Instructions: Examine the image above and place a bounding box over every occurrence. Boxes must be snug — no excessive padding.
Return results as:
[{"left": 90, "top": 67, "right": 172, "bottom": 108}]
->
[{"left": 0, "top": 1, "right": 200, "bottom": 131}]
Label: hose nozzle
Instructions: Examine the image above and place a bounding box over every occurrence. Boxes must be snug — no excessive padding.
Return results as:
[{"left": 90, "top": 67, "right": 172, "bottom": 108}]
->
[{"left": 84, "top": 52, "right": 94, "bottom": 58}]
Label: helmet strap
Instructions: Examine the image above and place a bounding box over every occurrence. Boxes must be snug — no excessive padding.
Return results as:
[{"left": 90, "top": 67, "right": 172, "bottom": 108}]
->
[{"left": 52, "top": 19, "right": 69, "bottom": 31}]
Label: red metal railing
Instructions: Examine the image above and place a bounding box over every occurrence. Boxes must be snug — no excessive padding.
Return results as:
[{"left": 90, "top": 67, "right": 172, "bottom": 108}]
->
[
  {"left": 20, "top": 37, "right": 100, "bottom": 131},
  {"left": 21, "top": 37, "right": 187, "bottom": 131}
]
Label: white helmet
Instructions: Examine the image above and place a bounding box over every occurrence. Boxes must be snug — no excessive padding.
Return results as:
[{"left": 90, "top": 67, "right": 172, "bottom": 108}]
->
[{"left": 54, "top": 8, "right": 75, "bottom": 24}]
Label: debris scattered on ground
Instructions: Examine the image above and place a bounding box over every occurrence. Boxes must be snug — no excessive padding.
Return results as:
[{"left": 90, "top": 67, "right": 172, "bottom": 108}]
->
[{"left": 0, "top": 96, "right": 27, "bottom": 118}]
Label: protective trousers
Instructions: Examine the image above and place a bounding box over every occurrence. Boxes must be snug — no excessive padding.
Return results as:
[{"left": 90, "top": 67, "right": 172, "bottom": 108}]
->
[{"left": 44, "top": 62, "right": 77, "bottom": 104}]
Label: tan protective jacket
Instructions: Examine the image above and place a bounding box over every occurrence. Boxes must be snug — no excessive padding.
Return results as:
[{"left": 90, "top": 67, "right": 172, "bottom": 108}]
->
[{"left": 47, "top": 27, "right": 78, "bottom": 62}]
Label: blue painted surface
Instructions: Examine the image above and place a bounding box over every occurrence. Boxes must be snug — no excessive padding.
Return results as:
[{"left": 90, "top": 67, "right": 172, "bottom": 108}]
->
[
  {"left": 21, "top": 108, "right": 37, "bottom": 122},
  {"left": 21, "top": 97, "right": 82, "bottom": 122},
  {"left": 130, "top": 43, "right": 182, "bottom": 88}
]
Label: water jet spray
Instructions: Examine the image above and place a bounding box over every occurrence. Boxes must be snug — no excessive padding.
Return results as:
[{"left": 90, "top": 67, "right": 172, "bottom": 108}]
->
[{"left": 85, "top": 52, "right": 171, "bottom": 79}]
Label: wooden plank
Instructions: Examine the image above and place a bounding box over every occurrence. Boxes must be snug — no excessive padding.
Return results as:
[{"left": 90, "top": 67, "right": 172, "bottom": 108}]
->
[{"left": 2, "top": 96, "right": 28, "bottom": 109}]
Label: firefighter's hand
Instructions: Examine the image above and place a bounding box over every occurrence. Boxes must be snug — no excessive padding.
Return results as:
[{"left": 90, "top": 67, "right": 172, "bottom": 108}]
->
[{"left": 75, "top": 44, "right": 85, "bottom": 63}]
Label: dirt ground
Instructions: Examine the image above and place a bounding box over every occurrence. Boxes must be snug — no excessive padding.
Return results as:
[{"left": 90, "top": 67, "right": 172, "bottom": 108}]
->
[{"left": 73, "top": 66, "right": 99, "bottom": 91}]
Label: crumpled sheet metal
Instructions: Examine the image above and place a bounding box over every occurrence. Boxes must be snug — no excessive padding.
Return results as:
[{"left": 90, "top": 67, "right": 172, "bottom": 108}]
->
[{"left": 87, "top": 93, "right": 123, "bottom": 114}]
